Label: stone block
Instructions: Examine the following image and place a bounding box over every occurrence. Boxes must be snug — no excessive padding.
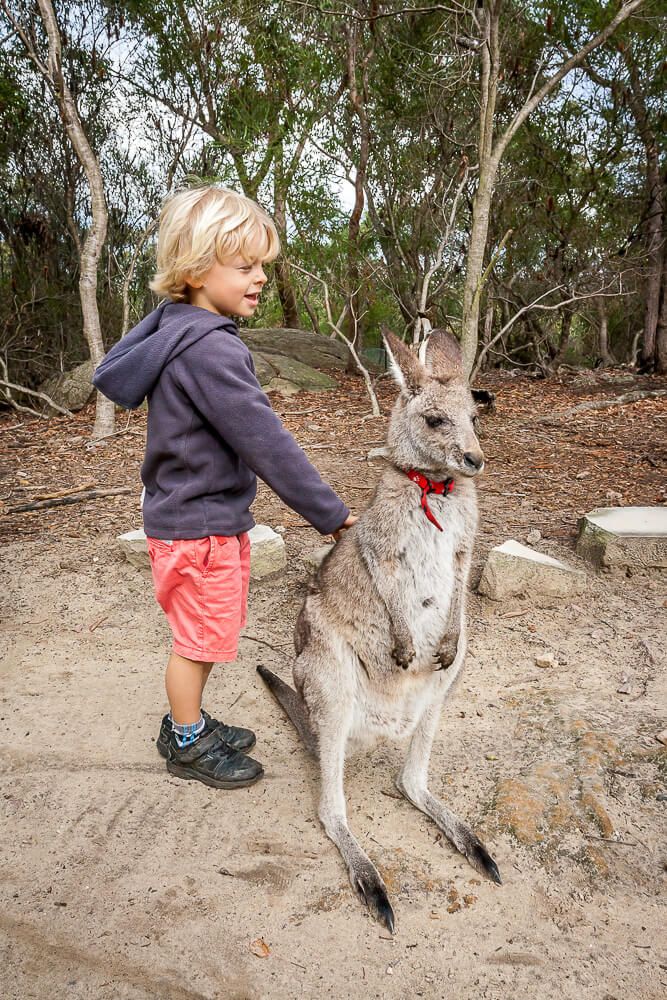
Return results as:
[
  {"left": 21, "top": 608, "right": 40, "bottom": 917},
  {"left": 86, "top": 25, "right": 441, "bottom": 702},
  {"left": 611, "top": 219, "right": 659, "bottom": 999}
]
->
[
  {"left": 248, "top": 524, "right": 287, "bottom": 579},
  {"left": 478, "top": 539, "right": 586, "bottom": 600},
  {"left": 117, "top": 525, "right": 286, "bottom": 580},
  {"left": 303, "top": 543, "right": 334, "bottom": 575},
  {"left": 576, "top": 506, "right": 667, "bottom": 569},
  {"left": 118, "top": 528, "right": 150, "bottom": 569}
]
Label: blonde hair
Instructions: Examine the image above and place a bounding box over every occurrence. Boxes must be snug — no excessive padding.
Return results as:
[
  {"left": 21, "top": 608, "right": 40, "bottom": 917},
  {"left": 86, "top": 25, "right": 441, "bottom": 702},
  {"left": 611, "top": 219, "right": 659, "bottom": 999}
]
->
[{"left": 150, "top": 185, "right": 280, "bottom": 302}]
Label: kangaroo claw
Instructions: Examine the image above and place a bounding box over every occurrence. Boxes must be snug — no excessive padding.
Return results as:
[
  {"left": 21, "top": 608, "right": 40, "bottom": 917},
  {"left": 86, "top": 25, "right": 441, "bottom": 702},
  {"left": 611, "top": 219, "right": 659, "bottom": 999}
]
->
[
  {"left": 467, "top": 838, "right": 502, "bottom": 885},
  {"left": 353, "top": 871, "right": 396, "bottom": 933}
]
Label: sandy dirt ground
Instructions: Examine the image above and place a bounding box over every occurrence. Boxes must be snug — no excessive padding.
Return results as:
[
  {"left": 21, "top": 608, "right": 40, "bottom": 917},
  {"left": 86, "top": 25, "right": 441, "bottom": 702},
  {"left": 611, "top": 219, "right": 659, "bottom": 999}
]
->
[{"left": 1, "top": 371, "right": 666, "bottom": 999}]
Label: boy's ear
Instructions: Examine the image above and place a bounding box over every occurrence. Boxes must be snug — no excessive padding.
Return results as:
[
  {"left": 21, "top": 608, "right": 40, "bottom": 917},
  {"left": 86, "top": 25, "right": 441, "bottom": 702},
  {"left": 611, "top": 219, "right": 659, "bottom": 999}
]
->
[
  {"left": 422, "top": 328, "right": 464, "bottom": 381},
  {"left": 381, "top": 327, "right": 424, "bottom": 394}
]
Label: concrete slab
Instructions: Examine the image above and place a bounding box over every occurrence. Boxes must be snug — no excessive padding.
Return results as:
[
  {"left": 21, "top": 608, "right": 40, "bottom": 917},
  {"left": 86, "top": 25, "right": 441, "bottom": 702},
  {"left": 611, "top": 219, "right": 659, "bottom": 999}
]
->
[
  {"left": 117, "top": 524, "right": 286, "bottom": 579},
  {"left": 576, "top": 506, "right": 667, "bottom": 569},
  {"left": 478, "top": 539, "right": 586, "bottom": 600}
]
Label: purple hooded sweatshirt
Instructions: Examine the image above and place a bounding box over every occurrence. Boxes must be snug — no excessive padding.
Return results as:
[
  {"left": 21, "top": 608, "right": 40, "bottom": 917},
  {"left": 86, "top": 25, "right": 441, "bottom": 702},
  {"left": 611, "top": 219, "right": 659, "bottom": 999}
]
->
[{"left": 92, "top": 302, "right": 349, "bottom": 540}]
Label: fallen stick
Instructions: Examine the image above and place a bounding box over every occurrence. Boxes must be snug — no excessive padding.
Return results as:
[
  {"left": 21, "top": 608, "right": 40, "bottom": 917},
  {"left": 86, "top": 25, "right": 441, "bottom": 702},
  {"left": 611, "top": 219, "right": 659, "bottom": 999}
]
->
[
  {"left": 7, "top": 486, "right": 132, "bottom": 513},
  {"left": 0, "top": 378, "right": 73, "bottom": 417},
  {"left": 534, "top": 388, "right": 667, "bottom": 423},
  {"left": 33, "top": 482, "right": 96, "bottom": 501}
]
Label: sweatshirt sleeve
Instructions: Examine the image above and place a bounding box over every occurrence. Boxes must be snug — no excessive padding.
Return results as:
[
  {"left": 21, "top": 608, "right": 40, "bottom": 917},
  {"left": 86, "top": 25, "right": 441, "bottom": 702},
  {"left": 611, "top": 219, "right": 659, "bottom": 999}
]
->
[{"left": 176, "top": 333, "right": 350, "bottom": 535}]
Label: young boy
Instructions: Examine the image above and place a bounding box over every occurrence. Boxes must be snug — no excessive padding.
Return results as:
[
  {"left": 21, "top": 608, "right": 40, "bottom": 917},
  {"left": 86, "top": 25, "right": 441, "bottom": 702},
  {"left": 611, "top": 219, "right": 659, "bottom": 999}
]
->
[{"left": 93, "top": 185, "right": 355, "bottom": 790}]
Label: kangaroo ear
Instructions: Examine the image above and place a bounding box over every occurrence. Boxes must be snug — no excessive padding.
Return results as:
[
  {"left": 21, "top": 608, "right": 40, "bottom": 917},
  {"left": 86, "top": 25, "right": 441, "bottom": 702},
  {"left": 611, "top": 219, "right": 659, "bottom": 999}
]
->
[
  {"left": 381, "top": 327, "right": 424, "bottom": 394},
  {"left": 423, "top": 329, "right": 464, "bottom": 380}
]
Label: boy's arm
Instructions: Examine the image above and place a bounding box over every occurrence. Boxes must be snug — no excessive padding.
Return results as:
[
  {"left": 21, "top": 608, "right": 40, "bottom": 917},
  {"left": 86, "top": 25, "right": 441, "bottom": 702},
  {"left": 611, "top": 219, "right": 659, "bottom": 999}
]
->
[{"left": 177, "top": 335, "right": 350, "bottom": 536}]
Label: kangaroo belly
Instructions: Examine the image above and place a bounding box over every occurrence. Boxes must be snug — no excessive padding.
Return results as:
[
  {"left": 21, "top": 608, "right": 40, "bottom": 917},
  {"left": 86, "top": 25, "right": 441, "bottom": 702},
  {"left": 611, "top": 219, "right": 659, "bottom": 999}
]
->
[{"left": 351, "top": 673, "right": 439, "bottom": 742}]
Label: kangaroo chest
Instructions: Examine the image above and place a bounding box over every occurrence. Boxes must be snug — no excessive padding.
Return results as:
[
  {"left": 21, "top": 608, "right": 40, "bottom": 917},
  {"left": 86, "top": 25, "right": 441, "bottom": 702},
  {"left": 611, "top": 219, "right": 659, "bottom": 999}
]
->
[{"left": 398, "top": 495, "right": 467, "bottom": 640}]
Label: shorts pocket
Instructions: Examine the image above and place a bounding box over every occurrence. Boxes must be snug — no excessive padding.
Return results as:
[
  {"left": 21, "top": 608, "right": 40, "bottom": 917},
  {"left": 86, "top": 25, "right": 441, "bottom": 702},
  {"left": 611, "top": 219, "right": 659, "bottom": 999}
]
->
[
  {"left": 146, "top": 537, "right": 174, "bottom": 560},
  {"left": 194, "top": 536, "right": 226, "bottom": 575}
]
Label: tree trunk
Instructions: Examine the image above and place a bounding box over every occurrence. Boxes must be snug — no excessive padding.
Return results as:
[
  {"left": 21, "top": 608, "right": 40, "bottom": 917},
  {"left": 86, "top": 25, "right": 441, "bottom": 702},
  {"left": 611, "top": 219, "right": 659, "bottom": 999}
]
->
[
  {"left": 596, "top": 298, "right": 614, "bottom": 367},
  {"left": 656, "top": 237, "right": 667, "bottom": 374},
  {"left": 272, "top": 145, "right": 300, "bottom": 329},
  {"left": 460, "top": 165, "right": 497, "bottom": 376},
  {"left": 36, "top": 0, "right": 113, "bottom": 439},
  {"left": 638, "top": 150, "right": 664, "bottom": 371},
  {"left": 344, "top": 20, "right": 373, "bottom": 369}
]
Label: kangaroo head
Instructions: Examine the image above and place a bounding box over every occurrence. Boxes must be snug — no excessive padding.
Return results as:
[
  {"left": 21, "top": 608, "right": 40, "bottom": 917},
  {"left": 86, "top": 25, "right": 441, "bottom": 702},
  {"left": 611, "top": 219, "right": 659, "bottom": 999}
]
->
[{"left": 382, "top": 327, "right": 484, "bottom": 480}]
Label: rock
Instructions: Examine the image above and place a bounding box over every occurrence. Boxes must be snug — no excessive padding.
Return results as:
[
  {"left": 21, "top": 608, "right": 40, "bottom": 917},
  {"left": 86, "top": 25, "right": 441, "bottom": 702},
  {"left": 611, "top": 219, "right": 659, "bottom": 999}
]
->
[
  {"left": 117, "top": 524, "right": 286, "bottom": 580},
  {"left": 478, "top": 539, "right": 586, "bottom": 600},
  {"left": 274, "top": 525, "right": 286, "bottom": 534},
  {"left": 240, "top": 327, "right": 349, "bottom": 369},
  {"left": 535, "top": 651, "right": 555, "bottom": 668},
  {"left": 265, "top": 354, "right": 338, "bottom": 391},
  {"left": 576, "top": 506, "right": 667, "bottom": 569},
  {"left": 40, "top": 359, "right": 95, "bottom": 412},
  {"left": 265, "top": 377, "right": 300, "bottom": 397},
  {"left": 252, "top": 351, "right": 338, "bottom": 393},
  {"left": 248, "top": 524, "right": 286, "bottom": 579},
  {"left": 250, "top": 352, "right": 278, "bottom": 386},
  {"left": 526, "top": 529, "right": 541, "bottom": 545},
  {"left": 118, "top": 528, "right": 150, "bottom": 569},
  {"left": 303, "top": 544, "right": 334, "bottom": 575},
  {"left": 654, "top": 730, "right": 667, "bottom": 747}
]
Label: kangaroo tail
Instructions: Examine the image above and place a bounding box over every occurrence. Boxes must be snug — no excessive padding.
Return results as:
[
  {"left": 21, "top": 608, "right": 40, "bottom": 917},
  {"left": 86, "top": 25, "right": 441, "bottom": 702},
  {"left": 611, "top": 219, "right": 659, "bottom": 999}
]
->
[{"left": 257, "top": 665, "right": 318, "bottom": 757}]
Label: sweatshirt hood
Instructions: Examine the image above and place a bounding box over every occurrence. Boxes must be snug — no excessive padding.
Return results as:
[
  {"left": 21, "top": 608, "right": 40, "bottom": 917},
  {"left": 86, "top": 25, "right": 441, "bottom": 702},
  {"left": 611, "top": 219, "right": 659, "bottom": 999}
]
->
[{"left": 92, "top": 302, "right": 239, "bottom": 409}]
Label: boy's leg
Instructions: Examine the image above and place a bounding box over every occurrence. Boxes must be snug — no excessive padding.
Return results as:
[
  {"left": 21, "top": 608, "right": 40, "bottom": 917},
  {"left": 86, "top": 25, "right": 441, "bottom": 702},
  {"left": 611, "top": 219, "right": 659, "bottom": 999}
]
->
[{"left": 165, "top": 652, "right": 212, "bottom": 724}]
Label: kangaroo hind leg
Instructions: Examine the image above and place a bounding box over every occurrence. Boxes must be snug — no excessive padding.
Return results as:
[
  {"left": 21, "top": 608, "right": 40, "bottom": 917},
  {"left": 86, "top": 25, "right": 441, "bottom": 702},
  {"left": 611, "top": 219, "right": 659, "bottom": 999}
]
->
[
  {"left": 396, "top": 700, "right": 501, "bottom": 885},
  {"left": 317, "top": 715, "right": 396, "bottom": 933}
]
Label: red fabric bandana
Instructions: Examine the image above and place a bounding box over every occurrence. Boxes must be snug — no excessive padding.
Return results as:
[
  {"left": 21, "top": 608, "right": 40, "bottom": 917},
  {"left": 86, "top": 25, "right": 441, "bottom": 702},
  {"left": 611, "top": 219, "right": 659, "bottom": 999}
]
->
[{"left": 406, "top": 469, "right": 454, "bottom": 532}]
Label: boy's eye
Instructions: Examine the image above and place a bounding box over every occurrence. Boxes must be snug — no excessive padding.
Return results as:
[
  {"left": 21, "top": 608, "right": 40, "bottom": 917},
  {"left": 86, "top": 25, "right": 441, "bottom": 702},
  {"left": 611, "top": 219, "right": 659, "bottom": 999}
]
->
[{"left": 424, "top": 414, "right": 447, "bottom": 429}]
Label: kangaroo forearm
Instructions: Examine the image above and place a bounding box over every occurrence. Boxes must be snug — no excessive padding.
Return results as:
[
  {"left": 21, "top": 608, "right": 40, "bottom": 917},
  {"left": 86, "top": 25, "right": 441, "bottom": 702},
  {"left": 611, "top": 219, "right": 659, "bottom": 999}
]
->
[
  {"left": 359, "top": 542, "right": 414, "bottom": 659},
  {"left": 437, "top": 554, "right": 470, "bottom": 668}
]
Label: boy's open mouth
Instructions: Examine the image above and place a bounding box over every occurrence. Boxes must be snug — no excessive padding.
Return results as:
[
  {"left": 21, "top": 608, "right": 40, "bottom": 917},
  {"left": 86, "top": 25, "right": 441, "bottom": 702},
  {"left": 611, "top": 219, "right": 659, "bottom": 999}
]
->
[{"left": 244, "top": 293, "right": 259, "bottom": 305}]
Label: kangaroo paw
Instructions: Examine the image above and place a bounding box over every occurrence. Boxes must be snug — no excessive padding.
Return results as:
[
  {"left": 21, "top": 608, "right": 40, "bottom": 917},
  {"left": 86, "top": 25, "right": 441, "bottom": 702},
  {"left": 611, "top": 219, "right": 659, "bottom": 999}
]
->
[
  {"left": 436, "top": 633, "right": 459, "bottom": 670},
  {"left": 391, "top": 641, "right": 415, "bottom": 670},
  {"left": 351, "top": 864, "right": 396, "bottom": 933}
]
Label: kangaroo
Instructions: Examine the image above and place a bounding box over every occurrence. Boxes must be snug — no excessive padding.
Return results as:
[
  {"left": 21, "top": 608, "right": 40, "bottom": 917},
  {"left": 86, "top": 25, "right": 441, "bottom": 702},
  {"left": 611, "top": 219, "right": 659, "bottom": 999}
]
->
[{"left": 258, "top": 327, "right": 501, "bottom": 933}]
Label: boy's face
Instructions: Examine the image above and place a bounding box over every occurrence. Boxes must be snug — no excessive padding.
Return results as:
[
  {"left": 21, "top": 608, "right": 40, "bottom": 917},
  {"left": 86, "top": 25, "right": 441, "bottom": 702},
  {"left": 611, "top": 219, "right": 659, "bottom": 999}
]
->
[{"left": 187, "top": 255, "right": 268, "bottom": 318}]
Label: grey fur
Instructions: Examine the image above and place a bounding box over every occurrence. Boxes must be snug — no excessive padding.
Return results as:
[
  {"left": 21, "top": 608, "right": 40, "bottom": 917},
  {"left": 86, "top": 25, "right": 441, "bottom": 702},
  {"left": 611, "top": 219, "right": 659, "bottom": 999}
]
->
[{"left": 258, "top": 328, "right": 501, "bottom": 932}]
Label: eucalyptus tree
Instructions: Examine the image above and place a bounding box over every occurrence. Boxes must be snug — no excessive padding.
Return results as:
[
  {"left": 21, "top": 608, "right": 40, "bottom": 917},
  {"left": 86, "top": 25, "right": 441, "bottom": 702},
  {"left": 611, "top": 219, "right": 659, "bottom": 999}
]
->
[
  {"left": 114, "top": 0, "right": 346, "bottom": 328},
  {"left": 0, "top": 0, "right": 123, "bottom": 434},
  {"left": 576, "top": 0, "right": 666, "bottom": 371},
  {"left": 483, "top": 86, "right": 641, "bottom": 370}
]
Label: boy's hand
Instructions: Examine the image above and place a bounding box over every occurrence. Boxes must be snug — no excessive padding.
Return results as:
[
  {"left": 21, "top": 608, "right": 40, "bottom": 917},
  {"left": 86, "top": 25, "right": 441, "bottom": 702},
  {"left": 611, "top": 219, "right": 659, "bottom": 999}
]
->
[{"left": 332, "top": 514, "right": 358, "bottom": 541}]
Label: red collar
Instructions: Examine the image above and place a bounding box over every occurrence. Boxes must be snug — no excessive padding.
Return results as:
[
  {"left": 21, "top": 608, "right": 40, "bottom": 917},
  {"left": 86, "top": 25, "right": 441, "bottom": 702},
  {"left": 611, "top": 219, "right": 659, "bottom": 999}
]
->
[{"left": 406, "top": 469, "right": 454, "bottom": 532}]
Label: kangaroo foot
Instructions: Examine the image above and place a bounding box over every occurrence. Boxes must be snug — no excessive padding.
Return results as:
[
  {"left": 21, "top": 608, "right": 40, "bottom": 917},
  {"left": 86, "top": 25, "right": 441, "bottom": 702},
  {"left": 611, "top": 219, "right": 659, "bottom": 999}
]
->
[
  {"left": 350, "top": 860, "right": 395, "bottom": 933},
  {"left": 457, "top": 828, "right": 502, "bottom": 885},
  {"left": 397, "top": 780, "right": 502, "bottom": 886}
]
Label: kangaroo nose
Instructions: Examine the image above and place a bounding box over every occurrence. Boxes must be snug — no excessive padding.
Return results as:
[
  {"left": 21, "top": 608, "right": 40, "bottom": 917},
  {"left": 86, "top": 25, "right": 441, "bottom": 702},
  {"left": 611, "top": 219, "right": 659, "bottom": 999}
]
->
[{"left": 463, "top": 451, "right": 484, "bottom": 473}]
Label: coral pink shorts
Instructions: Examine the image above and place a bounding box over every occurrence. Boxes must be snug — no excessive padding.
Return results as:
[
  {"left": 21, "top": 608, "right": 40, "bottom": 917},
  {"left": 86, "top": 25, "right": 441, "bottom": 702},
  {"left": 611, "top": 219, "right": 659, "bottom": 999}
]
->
[{"left": 146, "top": 534, "right": 250, "bottom": 662}]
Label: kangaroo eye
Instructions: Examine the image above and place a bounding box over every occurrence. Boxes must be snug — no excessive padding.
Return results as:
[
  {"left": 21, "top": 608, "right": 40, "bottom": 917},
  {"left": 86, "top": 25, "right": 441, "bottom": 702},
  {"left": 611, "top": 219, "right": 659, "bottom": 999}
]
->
[{"left": 425, "top": 414, "right": 445, "bottom": 428}]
